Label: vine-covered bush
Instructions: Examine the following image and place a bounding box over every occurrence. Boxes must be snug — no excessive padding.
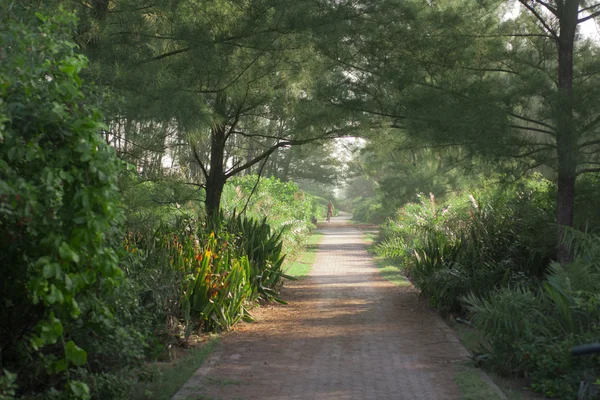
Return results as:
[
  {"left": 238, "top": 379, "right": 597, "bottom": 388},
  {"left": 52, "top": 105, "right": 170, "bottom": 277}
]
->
[{"left": 0, "top": 9, "right": 125, "bottom": 399}]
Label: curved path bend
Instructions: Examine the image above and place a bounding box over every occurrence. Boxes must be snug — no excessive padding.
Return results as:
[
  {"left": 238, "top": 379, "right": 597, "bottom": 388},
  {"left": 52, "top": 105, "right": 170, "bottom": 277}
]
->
[{"left": 173, "top": 214, "right": 484, "bottom": 400}]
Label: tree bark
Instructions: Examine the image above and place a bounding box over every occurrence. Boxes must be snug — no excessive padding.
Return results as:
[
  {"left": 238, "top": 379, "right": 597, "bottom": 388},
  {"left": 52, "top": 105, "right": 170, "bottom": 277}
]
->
[{"left": 555, "top": 0, "right": 579, "bottom": 264}]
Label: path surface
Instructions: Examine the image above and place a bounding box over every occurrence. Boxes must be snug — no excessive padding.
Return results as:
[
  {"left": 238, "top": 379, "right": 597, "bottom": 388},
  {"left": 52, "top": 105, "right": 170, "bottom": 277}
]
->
[{"left": 173, "top": 215, "right": 478, "bottom": 400}]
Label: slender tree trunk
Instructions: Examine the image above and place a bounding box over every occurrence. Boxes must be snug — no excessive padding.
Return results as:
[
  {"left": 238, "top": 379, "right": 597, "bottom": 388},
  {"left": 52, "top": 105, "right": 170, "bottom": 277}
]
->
[
  {"left": 555, "top": 1, "right": 579, "bottom": 264},
  {"left": 244, "top": 142, "right": 254, "bottom": 176}
]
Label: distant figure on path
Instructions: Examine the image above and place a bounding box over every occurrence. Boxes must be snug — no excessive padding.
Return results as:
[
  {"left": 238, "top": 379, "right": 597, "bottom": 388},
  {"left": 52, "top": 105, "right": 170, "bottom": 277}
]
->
[{"left": 326, "top": 200, "right": 333, "bottom": 222}]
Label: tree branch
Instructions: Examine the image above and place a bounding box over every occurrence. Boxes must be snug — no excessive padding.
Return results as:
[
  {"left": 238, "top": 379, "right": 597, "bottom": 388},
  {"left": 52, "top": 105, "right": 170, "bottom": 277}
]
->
[
  {"left": 240, "top": 154, "right": 271, "bottom": 215},
  {"left": 578, "top": 10, "right": 600, "bottom": 23},
  {"left": 138, "top": 47, "right": 190, "bottom": 64},
  {"left": 463, "top": 67, "right": 520, "bottom": 75},
  {"left": 429, "top": 33, "right": 555, "bottom": 39},
  {"left": 502, "top": 144, "right": 555, "bottom": 159},
  {"left": 579, "top": 138, "right": 600, "bottom": 149},
  {"left": 225, "top": 137, "right": 325, "bottom": 178},
  {"left": 577, "top": 167, "right": 600, "bottom": 175},
  {"left": 184, "top": 182, "right": 206, "bottom": 189},
  {"left": 508, "top": 112, "right": 556, "bottom": 131},
  {"left": 579, "top": 114, "right": 600, "bottom": 137},
  {"left": 579, "top": 3, "right": 600, "bottom": 14},
  {"left": 508, "top": 124, "right": 556, "bottom": 136},
  {"left": 225, "top": 87, "right": 250, "bottom": 141},
  {"left": 191, "top": 144, "right": 209, "bottom": 180},
  {"left": 518, "top": 0, "right": 559, "bottom": 39},
  {"left": 534, "top": 0, "right": 558, "bottom": 15}
]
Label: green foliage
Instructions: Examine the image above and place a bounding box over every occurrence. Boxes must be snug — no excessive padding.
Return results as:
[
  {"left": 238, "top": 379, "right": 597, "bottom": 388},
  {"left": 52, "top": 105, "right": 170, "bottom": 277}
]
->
[
  {"left": 129, "top": 338, "right": 218, "bottom": 400},
  {"left": 119, "top": 173, "right": 201, "bottom": 232},
  {"left": 224, "top": 212, "right": 293, "bottom": 301},
  {"left": 377, "top": 175, "right": 556, "bottom": 314},
  {"left": 123, "top": 210, "right": 293, "bottom": 335},
  {"left": 352, "top": 197, "right": 387, "bottom": 224},
  {"left": 122, "top": 219, "right": 244, "bottom": 334},
  {"left": 453, "top": 367, "right": 504, "bottom": 400},
  {"left": 178, "top": 231, "right": 252, "bottom": 333},
  {"left": 0, "top": 8, "right": 124, "bottom": 398},
  {"left": 0, "top": 370, "right": 17, "bottom": 400},
  {"left": 222, "top": 175, "right": 323, "bottom": 254},
  {"left": 284, "top": 232, "right": 323, "bottom": 278},
  {"left": 378, "top": 174, "right": 600, "bottom": 397},
  {"left": 464, "top": 242, "right": 600, "bottom": 398}
]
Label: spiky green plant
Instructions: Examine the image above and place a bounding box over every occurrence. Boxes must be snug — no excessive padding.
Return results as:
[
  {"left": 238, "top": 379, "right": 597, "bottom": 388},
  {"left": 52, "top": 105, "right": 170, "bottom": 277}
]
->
[{"left": 225, "top": 212, "right": 295, "bottom": 302}]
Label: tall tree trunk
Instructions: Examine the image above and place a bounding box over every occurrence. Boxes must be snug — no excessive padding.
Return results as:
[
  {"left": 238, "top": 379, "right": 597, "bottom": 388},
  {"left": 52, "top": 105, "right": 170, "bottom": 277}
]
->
[
  {"left": 555, "top": 0, "right": 579, "bottom": 264},
  {"left": 205, "top": 93, "right": 228, "bottom": 222},
  {"left": 280, "top": 148, "right": 293, "bottom": 181},
  {"left": 205, "top": 124, "right": 227, "bottom": 222}
]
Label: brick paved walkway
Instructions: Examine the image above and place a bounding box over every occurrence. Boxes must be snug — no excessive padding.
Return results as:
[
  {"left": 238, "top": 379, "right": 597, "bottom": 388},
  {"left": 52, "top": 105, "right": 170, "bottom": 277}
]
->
[{"left": 173, "top": 215, "right": 476, "bottom": 400}]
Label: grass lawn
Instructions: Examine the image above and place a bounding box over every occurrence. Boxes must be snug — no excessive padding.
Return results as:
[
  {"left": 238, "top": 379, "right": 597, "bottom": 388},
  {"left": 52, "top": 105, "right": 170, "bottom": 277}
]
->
[{"left": 284, "top": 232, "right": 323, "bottom": 278}]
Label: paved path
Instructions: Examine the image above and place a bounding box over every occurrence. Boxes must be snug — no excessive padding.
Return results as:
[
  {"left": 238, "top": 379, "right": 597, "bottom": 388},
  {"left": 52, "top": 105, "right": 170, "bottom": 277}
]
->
[{"left": 173, "top": 215, "right": 481, "bottom": 400}]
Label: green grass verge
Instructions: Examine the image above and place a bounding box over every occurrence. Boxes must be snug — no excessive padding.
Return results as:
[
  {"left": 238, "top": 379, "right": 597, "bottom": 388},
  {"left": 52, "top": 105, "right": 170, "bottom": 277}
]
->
[
  {"left": 453, "top": 324, "right": 540, "bottom": 399},
  {"left": 455, "top": 367, "right": 504, "bottom": 400},
  {"left": 374, "top": 258, "right": 411, "bottom": 287},
  {"left": 454, "top": 324, "right": 486, "bottom": 352},
  {"left": 284, "top": 232, "right": 323, "bottom": 278},
  {"left": 362, "top": 232, "right": 378, "bottom": 245},
  {"left": 131, "top": 337, "right": 219, "bottom": 400},
  {"left": 363, "top": 233, "right": 411, "bottom": 288}
]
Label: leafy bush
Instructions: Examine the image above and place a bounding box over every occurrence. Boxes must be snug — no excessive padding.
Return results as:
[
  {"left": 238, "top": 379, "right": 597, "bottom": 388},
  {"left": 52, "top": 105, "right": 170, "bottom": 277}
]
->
[
  {"left": 0, "top": 9, "right": 126, "bottom": 398},
  {"left": 177, "top": 230, "right": 253, "bottom": 333},
  {"left": 352, "top": 196, "right": 388, "bottom": 224},
  {"left": 376, "top": 175, "right": 600, "bottom": 397},
  {"left": 119, "top": 173, "right": 200, "bottom": 233},
  {"left": 0, "top": 371, "right": 17, "bottom": 400},
  {"left": 378, "top": 175, "right": 599, "bottom": 397}
]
